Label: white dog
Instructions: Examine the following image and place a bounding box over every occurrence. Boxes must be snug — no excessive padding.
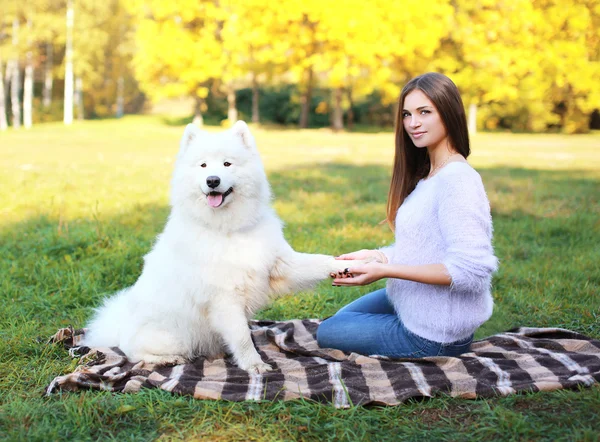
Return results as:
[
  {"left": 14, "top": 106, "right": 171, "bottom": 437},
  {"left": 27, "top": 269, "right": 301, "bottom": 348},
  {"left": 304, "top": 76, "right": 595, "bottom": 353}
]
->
[{"left": 82, "top": 121, "right": 360, "bottom": 373}]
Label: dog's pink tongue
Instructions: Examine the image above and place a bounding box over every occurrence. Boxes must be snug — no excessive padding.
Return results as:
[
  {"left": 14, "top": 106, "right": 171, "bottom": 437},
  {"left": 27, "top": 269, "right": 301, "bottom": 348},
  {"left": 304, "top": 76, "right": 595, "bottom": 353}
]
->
[{"left": 207, "top": 194, "right": 223, "bottom": 208}]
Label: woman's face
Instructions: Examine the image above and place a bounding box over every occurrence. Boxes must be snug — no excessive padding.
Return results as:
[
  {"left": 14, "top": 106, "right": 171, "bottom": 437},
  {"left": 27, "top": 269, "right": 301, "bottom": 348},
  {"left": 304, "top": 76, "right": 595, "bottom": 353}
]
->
[{"left": 402, "top": 89, "right": 448, "bottom": 150}]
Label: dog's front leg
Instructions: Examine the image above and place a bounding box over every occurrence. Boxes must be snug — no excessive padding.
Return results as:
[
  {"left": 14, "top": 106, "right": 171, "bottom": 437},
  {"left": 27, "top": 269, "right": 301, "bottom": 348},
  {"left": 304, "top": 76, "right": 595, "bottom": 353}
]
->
[
  {"left": 269, "top": 248, "right": 367, "bottom": 296},
  {"left": 208, "top": 299, "right": 272, "bottom": 374}
]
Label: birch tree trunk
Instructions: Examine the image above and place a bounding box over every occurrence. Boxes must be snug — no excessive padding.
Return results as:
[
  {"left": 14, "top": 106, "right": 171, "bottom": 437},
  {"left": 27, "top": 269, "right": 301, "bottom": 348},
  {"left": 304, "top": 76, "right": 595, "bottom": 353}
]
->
[
  {"left": 23, "top": 62, "right": 33, "bottom": 128},
  {"left": 331, "top": 87, "right": 344, "bottom": 132},
  {"left": 251, "top": 72, "right": 259, "bottom": 124},
  {"left": 193, "top": 95, "right": 204, "bottom": 127},
  {"left": 299, "top": 67, "right": 313, "bottom": 129},
  {"left": 10, "top": 19, "right": 21, "bottom": 129},
  {"left": 227, "top": 85, "right": 237, "bottom": 123},
  {"left": 23, "top": 20, "right": 33, "bottom": 129},
  {"left": 0, "top": 57, "right": 7, "bottom": 131},
  {"left": 75, "top": 76, "right": 83, "bottom": 121},
  {"left": 43, "top": 43, "right": 53, "bottom": 108},
  {"left": 10, "top": 64, "right": 21, "bottom": 129},
  {"left": 64, "top": 0, "right": 74, "bottom": 125},
  {"left": 468, "top": 103, "right": 477, "bottom": 135}
]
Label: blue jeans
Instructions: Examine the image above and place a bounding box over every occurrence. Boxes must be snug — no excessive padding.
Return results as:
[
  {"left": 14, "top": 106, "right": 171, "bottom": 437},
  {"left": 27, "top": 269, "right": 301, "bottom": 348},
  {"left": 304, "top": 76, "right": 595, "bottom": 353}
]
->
[{"left": 316, "top": 288, "right": 473, "bottom": 358}]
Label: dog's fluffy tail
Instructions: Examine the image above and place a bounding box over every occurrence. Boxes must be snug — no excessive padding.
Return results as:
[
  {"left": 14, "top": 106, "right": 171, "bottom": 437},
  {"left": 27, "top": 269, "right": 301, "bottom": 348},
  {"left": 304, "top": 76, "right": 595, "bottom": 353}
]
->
[{"left": 81, "top": 289, "right": 129, "bottom": 348}]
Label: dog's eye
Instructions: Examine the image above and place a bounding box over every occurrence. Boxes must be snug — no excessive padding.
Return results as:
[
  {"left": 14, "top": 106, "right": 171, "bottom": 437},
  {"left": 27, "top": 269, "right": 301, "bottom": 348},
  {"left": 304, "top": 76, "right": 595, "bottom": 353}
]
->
[
  {"left": 200, "top": 163, "right": 207, "bottom": 168},
  {"left": 224, "top": 162, "right": 232, "bottom": 167}
]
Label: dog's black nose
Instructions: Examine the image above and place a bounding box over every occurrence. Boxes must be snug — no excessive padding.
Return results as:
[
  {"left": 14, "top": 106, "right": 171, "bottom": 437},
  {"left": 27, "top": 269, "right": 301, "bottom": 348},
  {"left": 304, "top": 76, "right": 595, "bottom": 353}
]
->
[{"left": 206, "top": 176, "right": 221, "bottom": 189}]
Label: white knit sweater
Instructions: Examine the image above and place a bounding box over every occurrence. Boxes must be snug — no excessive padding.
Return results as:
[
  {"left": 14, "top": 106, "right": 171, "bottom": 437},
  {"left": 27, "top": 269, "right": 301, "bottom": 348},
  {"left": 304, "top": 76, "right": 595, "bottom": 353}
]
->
[{"left": 381, "top": 162, "right": 498, "bottom": 344}]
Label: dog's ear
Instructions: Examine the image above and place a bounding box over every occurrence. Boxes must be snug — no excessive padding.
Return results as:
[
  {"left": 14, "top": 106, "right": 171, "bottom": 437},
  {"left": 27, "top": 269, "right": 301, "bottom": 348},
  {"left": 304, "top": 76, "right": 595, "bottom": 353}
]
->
[
  {"left": 179, "top": 123, "right": 200, "bottom": 155},
  {"left": 231, "top": 120, "right": 256, "bottom": 150}
]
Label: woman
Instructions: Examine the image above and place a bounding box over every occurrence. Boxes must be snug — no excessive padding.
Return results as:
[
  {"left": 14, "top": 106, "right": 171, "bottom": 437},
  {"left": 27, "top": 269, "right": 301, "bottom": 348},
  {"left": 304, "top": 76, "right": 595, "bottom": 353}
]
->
[{"left": 317, "top": 72, "right": 498, "bottom": 358}]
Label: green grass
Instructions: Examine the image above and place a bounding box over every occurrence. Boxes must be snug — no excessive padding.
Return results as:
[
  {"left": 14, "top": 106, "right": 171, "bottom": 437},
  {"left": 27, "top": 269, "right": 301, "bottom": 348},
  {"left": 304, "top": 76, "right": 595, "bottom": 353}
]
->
[{"left": 1, "top": 116, "right": 599, "bottom": 441}]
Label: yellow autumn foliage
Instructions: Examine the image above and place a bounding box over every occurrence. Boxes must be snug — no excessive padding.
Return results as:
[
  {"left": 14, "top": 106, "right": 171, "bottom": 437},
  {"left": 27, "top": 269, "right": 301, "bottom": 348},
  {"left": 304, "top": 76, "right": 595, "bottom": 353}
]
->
[{"left": 1, "top": 0, "right": 598, "bottom": 131}]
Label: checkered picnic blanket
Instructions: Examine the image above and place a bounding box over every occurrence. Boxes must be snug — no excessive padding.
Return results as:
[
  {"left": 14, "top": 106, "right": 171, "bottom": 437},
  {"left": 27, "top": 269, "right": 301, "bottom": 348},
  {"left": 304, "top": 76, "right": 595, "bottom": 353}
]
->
[{"left": 46, "top": 320, "right": 600, "bottom": 407}]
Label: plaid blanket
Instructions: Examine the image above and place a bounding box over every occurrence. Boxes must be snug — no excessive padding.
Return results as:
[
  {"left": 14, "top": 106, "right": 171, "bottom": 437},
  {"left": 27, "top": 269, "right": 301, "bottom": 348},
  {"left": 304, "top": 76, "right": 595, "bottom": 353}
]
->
[{"left": 46, "top": 320, "right": 600, "bottom": 407}]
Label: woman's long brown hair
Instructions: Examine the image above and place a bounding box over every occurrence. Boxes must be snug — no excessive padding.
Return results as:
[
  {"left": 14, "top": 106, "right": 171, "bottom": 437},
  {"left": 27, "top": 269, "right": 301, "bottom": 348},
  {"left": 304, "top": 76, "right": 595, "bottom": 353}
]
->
[{"left": 385, "top": 73, "right": 471, "bottom": 230}]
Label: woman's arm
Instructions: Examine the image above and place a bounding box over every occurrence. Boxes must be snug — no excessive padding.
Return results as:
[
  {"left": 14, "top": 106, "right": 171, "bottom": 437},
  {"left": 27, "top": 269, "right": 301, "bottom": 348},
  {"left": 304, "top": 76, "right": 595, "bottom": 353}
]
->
[
  {"left": 335, "top": 248, "right": 390, "bottom": 263},
  {"left": 436, "top": 170, "right": 498, "bottom": 293},
  {"left": 331, "top": 262, "right": 451, "bottom": 286}
]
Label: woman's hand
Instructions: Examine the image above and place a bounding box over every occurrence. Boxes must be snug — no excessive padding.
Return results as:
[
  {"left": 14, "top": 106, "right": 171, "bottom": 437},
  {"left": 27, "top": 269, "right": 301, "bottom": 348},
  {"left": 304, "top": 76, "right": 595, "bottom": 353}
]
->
[
  {"left": 336, "top": 249, "right": 388, "bottom": 263},
  {"left": 331, "top": 262, "right": 388, "bottom": 286}
]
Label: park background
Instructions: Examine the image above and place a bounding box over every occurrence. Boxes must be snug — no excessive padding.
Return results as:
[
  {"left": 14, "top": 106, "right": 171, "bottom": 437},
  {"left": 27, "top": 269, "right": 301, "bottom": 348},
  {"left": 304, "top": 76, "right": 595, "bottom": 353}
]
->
[{"left": 1, "top": 1, "right": 599, "bottom": 441}]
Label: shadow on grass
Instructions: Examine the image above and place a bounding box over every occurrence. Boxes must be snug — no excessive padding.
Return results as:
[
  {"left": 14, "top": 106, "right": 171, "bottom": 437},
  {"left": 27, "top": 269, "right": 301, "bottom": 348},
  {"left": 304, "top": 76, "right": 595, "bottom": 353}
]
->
[
  {"left": 159, "top": 114, "right": 396, "bottom": 134},
  {"left": 160, "top": 115, "right": 224, "bottom": 127},
  {"left": 1, "top": 164, "right": 598, "bottom": 338}
]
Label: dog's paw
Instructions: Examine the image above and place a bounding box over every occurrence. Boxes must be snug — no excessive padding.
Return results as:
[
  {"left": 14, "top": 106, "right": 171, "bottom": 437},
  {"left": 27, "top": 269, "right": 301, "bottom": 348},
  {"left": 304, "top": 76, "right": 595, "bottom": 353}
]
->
[
  {"left": 139, "top": 354, "right": 188, "bottom": 366},
  {"left": 238, "top": 359, "right": 273, "bottom": 374},
  {"left": 248, "top": 361, "right": 273, "bottom": 374}
]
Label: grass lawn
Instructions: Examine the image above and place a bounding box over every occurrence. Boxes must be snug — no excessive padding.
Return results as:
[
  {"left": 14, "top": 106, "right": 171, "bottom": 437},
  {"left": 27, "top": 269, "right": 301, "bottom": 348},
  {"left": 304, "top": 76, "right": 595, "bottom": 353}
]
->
[{"left": 1, "top": 116, "right": 599, "bottom": 441}]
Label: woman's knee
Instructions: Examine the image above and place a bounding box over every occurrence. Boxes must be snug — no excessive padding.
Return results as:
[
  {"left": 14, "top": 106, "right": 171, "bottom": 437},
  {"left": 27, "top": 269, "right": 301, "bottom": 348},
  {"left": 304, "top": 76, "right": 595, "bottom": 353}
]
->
[{"left": 316, "top": 316, "right": 344, "bottom": 348}]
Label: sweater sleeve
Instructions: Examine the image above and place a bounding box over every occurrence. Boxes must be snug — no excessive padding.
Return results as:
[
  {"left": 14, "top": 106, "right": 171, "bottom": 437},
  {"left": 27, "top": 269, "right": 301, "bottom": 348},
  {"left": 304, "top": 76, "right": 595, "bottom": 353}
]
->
[
  {"left": 378, "top": 245, "right": 394, "bottom": 263},
  {"left": 437, "top": 169, "right": 498, "bottom": 293}
]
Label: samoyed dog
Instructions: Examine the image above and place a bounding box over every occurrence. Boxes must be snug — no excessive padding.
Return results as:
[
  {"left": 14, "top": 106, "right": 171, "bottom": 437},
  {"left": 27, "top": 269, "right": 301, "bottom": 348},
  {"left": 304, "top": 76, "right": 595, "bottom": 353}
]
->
[{"left": 82, "top": 121, "right": 360, "bottom": 373}]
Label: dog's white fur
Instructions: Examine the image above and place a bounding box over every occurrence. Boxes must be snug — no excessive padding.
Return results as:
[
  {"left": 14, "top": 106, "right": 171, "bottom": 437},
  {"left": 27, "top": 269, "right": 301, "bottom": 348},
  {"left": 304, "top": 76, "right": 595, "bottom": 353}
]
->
[{"left": 82, "top": 121, "right": 359, "bottom": 373}]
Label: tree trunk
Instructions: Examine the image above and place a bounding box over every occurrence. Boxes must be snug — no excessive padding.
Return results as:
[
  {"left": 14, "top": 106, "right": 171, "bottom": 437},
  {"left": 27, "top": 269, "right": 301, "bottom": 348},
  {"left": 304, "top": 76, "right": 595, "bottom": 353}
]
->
[
  {"left": 299, "top": 67, "right": 313, "bottom": 129},
  {"left": 4, "top": 61, "right": 11, "bottom": 91},
  {"left": 251, "top": 73, "right": 259, "bottom": 124},
  {"left": 75, "top": 76, "right": 83, "bottom": 121},
  {"left": 23, "top": 56, "right": 33, "bottom": 129},
  {"left": 468, "top": 103, "right": 477, "bottom": 135},
  {"left": 331, "top": 87, "right": 344, "bottom": 132},
  {"left": 0, "top": 24, "right": 8, "bottom": 131},
  {"left": 346, "top": 87, "right": 354, "bottom": 131},
  {"left": 64, "top": 0, "right": 74, "bottom": 125},
  {"left": 43, "top": 43, "right": 53, "bottom": 108},
  {"left": 23, "top": 20, "right": 33, "bottom": 129},
  {"left": 3, "top": 60, "right": 14, "bottom": 128},
  {"left": 10, "top": 19, "right": 21, "bottom": 129},
  {"left": 0, "top": 57, "right": 7, "bottom": 131},
  {"left": 193, "top": 95, "right": 204, "bottom": 127},
  {"left": 227, "top": 85, "right": 237, "bottom": 123},
  {"left": 10, "top": 65, "right": 21, "bottom": 130},
  {"left": 116, "top": 76, "right": 124, "bottom": 118}
]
